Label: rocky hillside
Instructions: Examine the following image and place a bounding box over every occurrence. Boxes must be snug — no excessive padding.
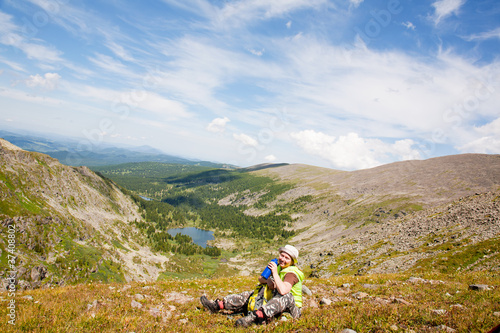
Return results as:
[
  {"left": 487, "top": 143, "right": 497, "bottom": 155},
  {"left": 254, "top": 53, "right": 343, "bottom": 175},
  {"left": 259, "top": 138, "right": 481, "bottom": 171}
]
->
[
  {"left": 248, "top": 155, "right": 500, "bottom": 277},
  {"left": 0, "top": 139, "right": 168, "bottom": 289}
]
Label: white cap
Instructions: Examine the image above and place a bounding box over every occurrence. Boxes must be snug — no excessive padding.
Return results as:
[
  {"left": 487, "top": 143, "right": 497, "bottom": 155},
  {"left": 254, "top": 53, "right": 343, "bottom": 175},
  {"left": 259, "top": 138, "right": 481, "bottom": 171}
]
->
[{"left": 278, "top": 245, "right": 299, "bottom": 264}]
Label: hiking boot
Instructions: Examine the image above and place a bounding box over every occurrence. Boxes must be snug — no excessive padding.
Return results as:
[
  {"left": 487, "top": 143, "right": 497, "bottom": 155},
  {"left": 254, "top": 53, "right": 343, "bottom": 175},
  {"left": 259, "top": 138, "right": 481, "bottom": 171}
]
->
[
  {"left": 200, "top": 296, "right": 220, "bottom": 313},
  {"left": 235, "top": 312, "right": 257, "bottom": 328}
]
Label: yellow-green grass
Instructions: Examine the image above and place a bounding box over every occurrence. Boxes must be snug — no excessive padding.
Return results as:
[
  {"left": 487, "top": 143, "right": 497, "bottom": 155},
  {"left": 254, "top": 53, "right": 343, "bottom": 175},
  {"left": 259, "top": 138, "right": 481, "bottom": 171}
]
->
[{"left": 1, "top": 271, "right": 498, "bottom": 332}]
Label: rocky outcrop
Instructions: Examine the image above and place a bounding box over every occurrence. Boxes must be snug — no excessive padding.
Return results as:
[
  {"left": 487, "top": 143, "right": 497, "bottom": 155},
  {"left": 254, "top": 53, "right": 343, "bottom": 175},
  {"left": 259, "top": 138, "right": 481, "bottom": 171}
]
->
[{"left": 302, "top": 190, "right": 500, "bottom": 276}]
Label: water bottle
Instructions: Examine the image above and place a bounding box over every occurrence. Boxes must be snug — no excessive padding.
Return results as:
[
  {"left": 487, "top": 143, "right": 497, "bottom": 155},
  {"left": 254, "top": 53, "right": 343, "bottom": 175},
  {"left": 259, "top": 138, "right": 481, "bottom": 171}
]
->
[{"left": 261, "top": 258, "right": 278, "bottom": 279}]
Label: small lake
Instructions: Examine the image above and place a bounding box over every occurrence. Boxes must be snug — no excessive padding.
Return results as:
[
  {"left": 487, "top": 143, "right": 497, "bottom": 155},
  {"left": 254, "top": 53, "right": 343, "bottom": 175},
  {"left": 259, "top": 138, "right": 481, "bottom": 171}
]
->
[{"left": 167, "top": 227, "right": 214, "bottom": 248}]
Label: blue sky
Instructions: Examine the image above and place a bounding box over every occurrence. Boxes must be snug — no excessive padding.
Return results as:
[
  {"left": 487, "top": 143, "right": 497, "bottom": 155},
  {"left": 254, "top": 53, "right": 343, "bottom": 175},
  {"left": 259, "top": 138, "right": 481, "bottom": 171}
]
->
[{"left": 0, "top": 0, "right": 499, "bottom": 170}]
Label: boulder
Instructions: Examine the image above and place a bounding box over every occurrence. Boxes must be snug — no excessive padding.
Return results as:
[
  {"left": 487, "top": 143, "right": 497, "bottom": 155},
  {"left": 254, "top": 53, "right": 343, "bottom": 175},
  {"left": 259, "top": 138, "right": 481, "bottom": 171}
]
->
[
  {"left": 352, "top": 292, "right": 369, "bottom": 300},
  {"left": 319, "top": 298, "right": 332, "bottom": 305},
  {"left": 302, "top": 285, "right": 313, "bottom": 296},
  {"left": 469, "top": 284, "right": 490, "bottom": 291},
  {"left": 131, "top": 300, "right": 142, "bottom": 309},
  {"left": 30, "top": 266, "right": 47, "bottom": 282},
  {"left": 433, "top": 325, "right": 456, "bottom": 332}
]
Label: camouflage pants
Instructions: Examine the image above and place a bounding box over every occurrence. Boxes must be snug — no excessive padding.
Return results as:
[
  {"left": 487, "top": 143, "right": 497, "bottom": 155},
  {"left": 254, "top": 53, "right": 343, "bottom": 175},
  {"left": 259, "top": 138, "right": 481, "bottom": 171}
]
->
[{"left": 223, "top": 290, "right": 301, "bottom": 319}]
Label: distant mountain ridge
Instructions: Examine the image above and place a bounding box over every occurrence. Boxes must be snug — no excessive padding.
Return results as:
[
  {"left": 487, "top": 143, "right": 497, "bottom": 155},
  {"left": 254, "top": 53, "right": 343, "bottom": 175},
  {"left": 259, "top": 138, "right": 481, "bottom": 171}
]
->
[{"left": 0, "top": 129, "right": 229, "bottom": 168}]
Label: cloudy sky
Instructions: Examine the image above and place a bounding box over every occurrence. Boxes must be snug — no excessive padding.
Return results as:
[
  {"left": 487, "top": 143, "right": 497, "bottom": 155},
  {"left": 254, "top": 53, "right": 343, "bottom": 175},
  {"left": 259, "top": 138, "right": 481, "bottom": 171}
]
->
[{"left": 0, "top": 0, "right": 499, "bottom": 170}]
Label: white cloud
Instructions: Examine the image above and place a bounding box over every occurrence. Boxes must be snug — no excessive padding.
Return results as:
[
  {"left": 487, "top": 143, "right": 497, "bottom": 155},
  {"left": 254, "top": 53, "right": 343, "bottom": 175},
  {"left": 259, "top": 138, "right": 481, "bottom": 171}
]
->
[
  {"left": 160, "top": 0, "right": 217, "bottom": 19},
  {"left": 402, "top": 21, "right": 416, "bottom": 30},
  {"left": 207, "top": 117, "right": 230, "bottom": 133},
  {"left": 268, "top": 34, "right": 500, "bottom": 147},
  {"left": 26, "top": 0, "right": 102, "bottom": 36},
  {"left": 463, "top": 27, "right": 500, "bottom": 42},
  {"left": 458, "top": 117, "right": 500, "bottom": 154},
  {"left": 0, "top": 12, "right": 63, "bottom": 63},
  {"left": 105, "top": 41, "right": 135, "bottom": 62},
  {"left": 137, "top": 92, "right": 190, "bottom": 119},
  {"left": 290, "top": 130, "right": 421, "bottom": 170},
  {"left": 65, "top": 84, "right": 190, "bottom": 119},
  {"left": 162, "top": 0, "right": 326, "bottom": 27},
  {"left": 459, "top": 136, "right": 500, "bottom": 154},
  {"left": 0, "top": 11, "right": 17, "bottom": 36},
  {"left": 21, "top": 43, "right": 63, "bottom": 62},
  {"left": 214, "top": 0, "right": 326, "bottom": 28},
  {"left": 431, "top": 0, "right": 465, "bottom": 25},
  {"left": 233, "top": 133, "right": 258, "bottom": 147},
  {"left": 149, "top": 37, "right": 285, "bottom": 112},
  {"left": 349, "top": 0, "right": 364, "bottom": 8},
  {"left": 0, "top": 56, "right": 25, "bottom": 72},
  {"left": 0, "top": 87, "right": 63, "bottom": 106},
  {"left": 265, "top": 154, "right": 277, "bottom": 162},
  {"left": 26, "top": 73, "right": 61, "bottom": 90},
  {"left": 249, "top": 48, "right": 264, "bottom": 56},
  {"left": 286, "top": 21, "right": 292, "bottom": 29},
  {"left": 88, "top": 53, "right": 137, "bottom": 78}
]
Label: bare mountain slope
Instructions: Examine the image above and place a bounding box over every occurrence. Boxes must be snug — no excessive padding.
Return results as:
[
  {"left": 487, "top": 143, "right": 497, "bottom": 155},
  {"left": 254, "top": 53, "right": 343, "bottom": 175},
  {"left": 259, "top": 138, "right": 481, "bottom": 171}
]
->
[
  {"left": 0, "top": 139, "right": 168, "bottom": 288},
  {"left": 259, "top": 154, "right": 500, "bottom": 204},
  {"left": 252, "top": 154, "right": 500, "bottom": 276}
]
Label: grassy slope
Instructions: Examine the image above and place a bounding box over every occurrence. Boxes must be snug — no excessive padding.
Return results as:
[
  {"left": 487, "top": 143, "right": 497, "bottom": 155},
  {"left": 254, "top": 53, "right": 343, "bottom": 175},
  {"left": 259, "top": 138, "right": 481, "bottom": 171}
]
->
[{"left": 1, "top": 271, "right": 498, "bottom": 332}]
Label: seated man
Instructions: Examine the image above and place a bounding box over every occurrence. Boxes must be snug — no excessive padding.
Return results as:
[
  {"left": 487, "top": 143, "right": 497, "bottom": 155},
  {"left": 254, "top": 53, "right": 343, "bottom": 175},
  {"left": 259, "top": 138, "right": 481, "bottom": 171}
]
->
[{"left": 200, "top": 245, "right": 304, "bottom": 328}]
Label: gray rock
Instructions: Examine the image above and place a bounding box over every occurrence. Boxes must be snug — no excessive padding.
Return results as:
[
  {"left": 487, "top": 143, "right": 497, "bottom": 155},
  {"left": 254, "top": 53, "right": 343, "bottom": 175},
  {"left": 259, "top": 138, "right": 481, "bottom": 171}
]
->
[
  {"left": 352, "top": 292, "right": 369, "bottom": 299},
  {"left": 320, "top": 298, "right": 332, "bottom": 305},
  {"left": 362, "top": 283, "right": 380, "bottom": 289},
  {"left": 431, "top": 309, "right": 447, "bottom": 315},
  {"left": 302, "top": 285, "right": 312, "bottom": 296},
  {"left": 149, "top": 307, "right": 161, "bottom": 317},
  {"left": 30, "top": 266, "right": 47, "bottom": 282},
  {"left": 18, "top": 280, "right": 32, "bottom": 290},
  {"left": 131, "top": 300, "right": 142, "bottom": 309},
  {"left": 469, "top": 284, "right": 490, "bottom": 291},
  {"left": 408, "top": 277, "right": 426, "bottom": 283},
  {"left": 87, "top": 300, "right": 98, "bottom": 310},
  {"left": 433, "top": 325, "right": 456, "bottom": 332},
  {"left": 391, "top": 297, "right": 411, "bottom": 305},
  {"left": 307, "top": 298, "right": 319, "bottom": 308},
  {"left": 18, "top": 267, "right": 27, "bottom": 279},
  {"left": 341, "top": 329, "right": 357, "bottom": 333}
]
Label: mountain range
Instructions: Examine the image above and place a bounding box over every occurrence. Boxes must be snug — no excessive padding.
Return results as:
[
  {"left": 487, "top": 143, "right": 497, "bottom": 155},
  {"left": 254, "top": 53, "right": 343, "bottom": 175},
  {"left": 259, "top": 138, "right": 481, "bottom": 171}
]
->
[
  {"left": 0, "top": 129, "right": 228, "bottom": 168},
  {"left": 0, "top": 137, "right": 499, "bottom": 291}
]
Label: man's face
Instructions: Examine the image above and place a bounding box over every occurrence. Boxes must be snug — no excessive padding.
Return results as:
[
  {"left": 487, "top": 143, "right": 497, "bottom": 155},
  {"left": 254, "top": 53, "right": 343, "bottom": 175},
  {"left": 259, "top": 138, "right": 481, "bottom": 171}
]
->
[{"left": 278, "top": 251, "right": 293, "bottom": 268}]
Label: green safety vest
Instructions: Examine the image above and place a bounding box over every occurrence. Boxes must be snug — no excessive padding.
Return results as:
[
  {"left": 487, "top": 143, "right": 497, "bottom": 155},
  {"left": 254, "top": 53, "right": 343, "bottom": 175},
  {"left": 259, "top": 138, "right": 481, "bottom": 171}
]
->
[{"left": 278, "top": 265, "right": 305, "bottom": 308}]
